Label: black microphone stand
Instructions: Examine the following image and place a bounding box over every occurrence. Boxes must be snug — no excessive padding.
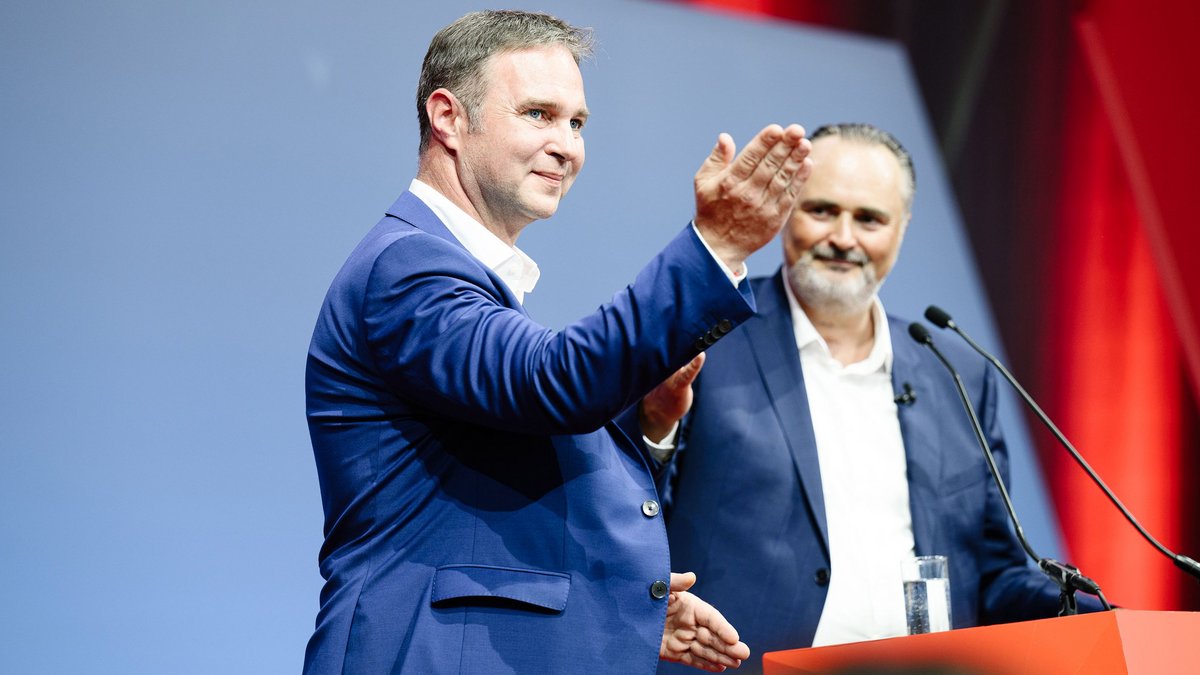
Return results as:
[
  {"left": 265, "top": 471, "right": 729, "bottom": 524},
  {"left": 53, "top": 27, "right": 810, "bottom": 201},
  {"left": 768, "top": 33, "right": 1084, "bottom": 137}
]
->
[
  {"left": 908, "top": 322, "right": 1112, "bottom": 616},
  {"left": 925, "top": 305, "right": 1200, "bottom": 583}
]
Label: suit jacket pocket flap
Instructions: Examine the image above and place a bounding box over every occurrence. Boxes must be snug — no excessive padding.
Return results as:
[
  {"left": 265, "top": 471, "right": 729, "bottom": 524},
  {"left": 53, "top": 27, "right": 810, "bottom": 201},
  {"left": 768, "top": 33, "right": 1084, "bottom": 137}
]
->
[{"left": 432, "top": 564, "right": 570, "bottom": 612}]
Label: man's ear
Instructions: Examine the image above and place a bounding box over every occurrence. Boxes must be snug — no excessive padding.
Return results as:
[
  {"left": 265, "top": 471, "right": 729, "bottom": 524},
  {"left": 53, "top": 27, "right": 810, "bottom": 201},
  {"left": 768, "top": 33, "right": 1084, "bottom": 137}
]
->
[{"left": 426, "top": 88, "right": 467, "bottom": 152}]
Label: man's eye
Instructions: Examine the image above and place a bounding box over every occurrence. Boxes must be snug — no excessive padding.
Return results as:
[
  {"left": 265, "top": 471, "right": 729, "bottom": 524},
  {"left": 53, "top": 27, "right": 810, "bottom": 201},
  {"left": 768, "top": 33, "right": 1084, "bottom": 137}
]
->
[
  {"left": 570, "top": 119, "right": 584, "bottom": 131},
  {"left": 527, "top": 109, "right": 545, "bottom": 120}
]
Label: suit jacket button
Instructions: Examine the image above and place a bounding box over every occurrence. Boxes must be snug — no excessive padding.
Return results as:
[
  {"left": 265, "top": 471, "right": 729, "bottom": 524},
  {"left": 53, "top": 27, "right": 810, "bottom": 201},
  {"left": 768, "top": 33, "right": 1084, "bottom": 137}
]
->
[
  {"left": 693, "top": 337, "right": 707, "bottom": 352},
  {"left": 814, "top": 568, "right": 830, "bottom": 586},
  {"left": 716, "top": 319, "right": 733, "bottom": 335},
  {"left": 703, "top": 331, "right": 717, "bottom": 346},
  {"left": 650, "top": 580, "right": 669, "bottom": 600},
  {"left": 642, "top": 500, "right": 660, "bottom": 517}
]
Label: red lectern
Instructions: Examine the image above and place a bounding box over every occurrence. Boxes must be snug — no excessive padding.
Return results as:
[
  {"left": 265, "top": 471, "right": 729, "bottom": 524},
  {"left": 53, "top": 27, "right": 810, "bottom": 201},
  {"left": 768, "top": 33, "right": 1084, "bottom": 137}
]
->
[{"left": 763, "top": 610, "right": 1200, "bottom": 674}]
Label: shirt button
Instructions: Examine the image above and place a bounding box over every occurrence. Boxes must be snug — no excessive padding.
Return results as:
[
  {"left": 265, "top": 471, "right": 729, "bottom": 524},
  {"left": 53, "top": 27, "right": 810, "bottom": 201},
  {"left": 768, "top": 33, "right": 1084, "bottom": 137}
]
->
[
  {"left": 642, "top": 500, "right": 660, "bottom": 517},
  {"left": 814, "top": 568, "right": 830, "bottom": 586},
  {"left": 650, "top": 580, "right": 669, "bottom": 600}
]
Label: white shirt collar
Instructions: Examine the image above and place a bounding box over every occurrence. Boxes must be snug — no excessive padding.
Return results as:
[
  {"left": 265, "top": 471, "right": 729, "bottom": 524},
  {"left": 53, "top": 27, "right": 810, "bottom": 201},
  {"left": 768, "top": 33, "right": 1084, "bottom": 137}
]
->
[
  {"left": 408, "top": 179, "right": 541, "bottom": 304},
  {"left": 780, "top": 268, "right": 893, "bottom": 374}
]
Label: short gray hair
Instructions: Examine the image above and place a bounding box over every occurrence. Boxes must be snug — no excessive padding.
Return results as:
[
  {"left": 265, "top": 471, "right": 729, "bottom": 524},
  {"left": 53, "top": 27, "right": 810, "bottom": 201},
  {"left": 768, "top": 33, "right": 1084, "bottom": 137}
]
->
[
  {"left": 416, "top": 10, "right": 594, "bottom": 152},
  {"left": 811, "top": 123, "right": 915, "bottom": 208}
]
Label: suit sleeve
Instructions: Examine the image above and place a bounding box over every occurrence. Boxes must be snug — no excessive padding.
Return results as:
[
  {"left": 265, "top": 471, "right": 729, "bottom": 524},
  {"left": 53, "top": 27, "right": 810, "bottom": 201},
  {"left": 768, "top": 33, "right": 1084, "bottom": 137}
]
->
[
  {"left": 363, "top": 224, "right": 755, "bottom": 436},
  {"left": 608, "top": 403, "right": 663, "bottom": 466}
]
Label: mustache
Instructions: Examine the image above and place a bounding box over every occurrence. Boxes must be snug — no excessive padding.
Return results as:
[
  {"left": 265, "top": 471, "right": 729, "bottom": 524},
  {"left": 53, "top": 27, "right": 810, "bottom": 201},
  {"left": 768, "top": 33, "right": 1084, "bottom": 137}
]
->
[{"left": 805, "top": 243, "right": 870, "bottom": 266}]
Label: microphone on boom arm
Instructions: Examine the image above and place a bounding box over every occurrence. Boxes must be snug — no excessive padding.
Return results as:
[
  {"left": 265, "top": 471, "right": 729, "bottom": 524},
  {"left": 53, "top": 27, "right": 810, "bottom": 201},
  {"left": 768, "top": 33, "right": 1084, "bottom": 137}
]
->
[
  {"left": 923, "top": 304, "right": 1200, "bottom": 583},
  {"left": 907, "top": 321, "right": 1111, "bottom": 616}
]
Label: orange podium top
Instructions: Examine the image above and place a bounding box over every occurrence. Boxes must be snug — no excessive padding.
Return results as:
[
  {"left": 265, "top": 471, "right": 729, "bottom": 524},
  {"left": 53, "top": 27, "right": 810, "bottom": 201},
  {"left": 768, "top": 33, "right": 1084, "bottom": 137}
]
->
[{"left": 762, "top": 609, "right": 1200, "bottom": 674}]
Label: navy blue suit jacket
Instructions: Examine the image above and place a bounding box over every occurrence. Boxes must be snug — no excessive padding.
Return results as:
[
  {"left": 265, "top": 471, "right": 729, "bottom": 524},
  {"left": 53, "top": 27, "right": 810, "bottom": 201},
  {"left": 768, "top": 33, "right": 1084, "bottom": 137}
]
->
[
  {"left": 662, "top": 273, "right": 1098, "bottom": 673},
  {"left": 303, "top": 192, "right": 754, "bottom": 673}
]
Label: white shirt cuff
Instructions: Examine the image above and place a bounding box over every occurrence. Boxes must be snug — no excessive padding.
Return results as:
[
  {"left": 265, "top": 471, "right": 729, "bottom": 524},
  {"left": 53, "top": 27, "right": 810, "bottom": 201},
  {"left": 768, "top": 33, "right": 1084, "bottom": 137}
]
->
[
  {"left": 643, "top": 420, "right": 681, "bottom": 463},
  {"left": 691, "top": 222, "right": 747, "bottom": 287}
]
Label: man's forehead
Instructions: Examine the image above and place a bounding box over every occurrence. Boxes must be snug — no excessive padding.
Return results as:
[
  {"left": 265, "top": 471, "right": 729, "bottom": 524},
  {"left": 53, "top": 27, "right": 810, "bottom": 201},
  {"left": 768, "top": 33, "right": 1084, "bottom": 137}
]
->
[
  {"left": 806, "top": 140, "right": 906, "bottom": 205},
  {"left": 483, "top": 45, "right": 587, "bottom": 106},
  {"left": 484, "top": 44, "right": 582, "bottom": 79}
]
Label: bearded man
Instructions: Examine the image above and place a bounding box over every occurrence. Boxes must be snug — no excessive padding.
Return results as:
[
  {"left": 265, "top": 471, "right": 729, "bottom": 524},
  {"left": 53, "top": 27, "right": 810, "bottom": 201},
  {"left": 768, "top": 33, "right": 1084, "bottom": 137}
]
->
[{"left": 652, "top": 123, "right": 1103, "bottom": 674}]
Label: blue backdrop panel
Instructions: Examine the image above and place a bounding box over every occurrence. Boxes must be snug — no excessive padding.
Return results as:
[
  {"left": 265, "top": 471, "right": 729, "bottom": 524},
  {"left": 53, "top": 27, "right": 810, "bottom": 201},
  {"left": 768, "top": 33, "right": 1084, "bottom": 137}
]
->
[{"left": 0, "top": 1, "right": 1061, "bottom": 671}]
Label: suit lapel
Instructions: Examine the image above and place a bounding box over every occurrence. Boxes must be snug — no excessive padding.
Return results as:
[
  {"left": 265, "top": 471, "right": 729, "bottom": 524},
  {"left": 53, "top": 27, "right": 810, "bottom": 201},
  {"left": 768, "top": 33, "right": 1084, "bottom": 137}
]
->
[
  {"left": 385, "top": 191, "right": 530, "bottom": 316},
  {"left": 889, "top": 317, "right": 945, "bottom": 556},
  {"left": 746, "top": 273, "right": 830, "bottom": 554}
]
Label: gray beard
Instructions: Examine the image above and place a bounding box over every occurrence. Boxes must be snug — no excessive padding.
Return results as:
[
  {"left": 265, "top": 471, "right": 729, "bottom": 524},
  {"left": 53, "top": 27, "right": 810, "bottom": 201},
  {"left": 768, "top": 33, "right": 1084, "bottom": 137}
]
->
[{"left": 787, "top": 247, "right": 881, "bottom": 316}]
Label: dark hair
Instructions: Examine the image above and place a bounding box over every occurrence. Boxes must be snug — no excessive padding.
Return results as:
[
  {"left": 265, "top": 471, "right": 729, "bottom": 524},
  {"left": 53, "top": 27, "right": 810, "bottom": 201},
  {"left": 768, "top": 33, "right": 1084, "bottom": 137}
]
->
[{"left": 416, "top": 10, "right": 594, "bottom": 152}]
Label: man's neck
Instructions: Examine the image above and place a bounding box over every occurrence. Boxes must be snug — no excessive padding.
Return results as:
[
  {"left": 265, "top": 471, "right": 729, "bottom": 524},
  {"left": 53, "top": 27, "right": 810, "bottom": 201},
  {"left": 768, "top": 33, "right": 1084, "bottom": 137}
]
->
[
  {"left": 416, "top": 154, "right": 523, "bottom": 246},
  {"left": 799, "top": 296, "right": 876, "bottom": 366}
]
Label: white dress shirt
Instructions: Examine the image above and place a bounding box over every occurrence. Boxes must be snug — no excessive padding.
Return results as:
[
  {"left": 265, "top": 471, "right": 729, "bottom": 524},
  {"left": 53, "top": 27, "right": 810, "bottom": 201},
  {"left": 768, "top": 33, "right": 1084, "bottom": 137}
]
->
[
  {"left": 781, "top": 271, "right": 916, "bottom": 647},
  {"left": 409, "top": 179, "right": 541, "bottom": 305}
]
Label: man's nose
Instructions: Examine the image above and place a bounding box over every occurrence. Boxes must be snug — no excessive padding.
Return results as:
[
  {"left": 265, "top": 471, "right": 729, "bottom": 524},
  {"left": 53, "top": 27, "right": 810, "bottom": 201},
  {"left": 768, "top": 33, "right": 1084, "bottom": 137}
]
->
[
  {"left": 828, "top": 213, "right": 856, "bottom": 248},
  {"left": 546, "top": 122, "right": 583, "bottom": 163}
]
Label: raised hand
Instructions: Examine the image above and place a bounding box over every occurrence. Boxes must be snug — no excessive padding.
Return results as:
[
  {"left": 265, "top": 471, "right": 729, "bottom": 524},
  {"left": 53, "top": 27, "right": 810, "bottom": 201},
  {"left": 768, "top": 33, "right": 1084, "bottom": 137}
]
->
[
  {"left": 693, "top": 124, "right": 813, "bottom": 271},
  {"left": 660, "top": 572, "right": 751, "bottom": 672}
]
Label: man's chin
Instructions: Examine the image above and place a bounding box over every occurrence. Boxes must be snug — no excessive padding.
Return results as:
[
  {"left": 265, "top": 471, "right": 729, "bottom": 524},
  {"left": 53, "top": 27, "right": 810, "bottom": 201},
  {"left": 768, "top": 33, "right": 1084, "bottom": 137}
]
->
[
  {"left": 519, "top": 194, "right": 563, "bottom": 222},
  {"left": 531, "top": 202, "right": 561, "bottom": 221},
  {"left": 792, "top": 273, "right": 877, "bottom": 313}
]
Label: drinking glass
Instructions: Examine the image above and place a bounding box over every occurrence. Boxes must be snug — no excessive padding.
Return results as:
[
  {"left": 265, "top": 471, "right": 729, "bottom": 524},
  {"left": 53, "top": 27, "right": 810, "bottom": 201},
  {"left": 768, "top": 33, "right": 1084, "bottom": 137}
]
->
[{"left": 901, "top": 555, "right": 952, "bottom": 635}]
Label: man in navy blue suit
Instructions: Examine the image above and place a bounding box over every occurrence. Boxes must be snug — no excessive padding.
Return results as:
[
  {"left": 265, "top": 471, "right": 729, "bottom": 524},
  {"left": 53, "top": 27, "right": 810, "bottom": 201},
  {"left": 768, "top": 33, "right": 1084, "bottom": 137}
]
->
[
  {"left": 654, "top": 123, "right": 1103, "bottom": 674},
  {"left": 303, "top": 10, "right": 815, "bottom": 673}
]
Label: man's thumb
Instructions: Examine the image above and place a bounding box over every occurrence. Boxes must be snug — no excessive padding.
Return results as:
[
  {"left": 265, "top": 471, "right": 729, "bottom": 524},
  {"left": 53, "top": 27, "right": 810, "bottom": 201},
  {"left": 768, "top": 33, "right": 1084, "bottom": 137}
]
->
[
  {"left": 675, "top": 352, "right": 705, "bottom": 387},
  {"left": 697, "top": 133, "right": 734, "bottom": 177}
]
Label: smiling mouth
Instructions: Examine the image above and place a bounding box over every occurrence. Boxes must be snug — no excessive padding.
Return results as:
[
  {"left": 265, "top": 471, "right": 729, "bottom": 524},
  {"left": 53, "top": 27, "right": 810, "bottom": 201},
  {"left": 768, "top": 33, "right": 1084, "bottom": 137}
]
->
[
  {"left": 816, "top": 257, "right": 863, "bottom": 270},
  {"left": 533, "top": 171, "right": 565, "bottom": 185}
]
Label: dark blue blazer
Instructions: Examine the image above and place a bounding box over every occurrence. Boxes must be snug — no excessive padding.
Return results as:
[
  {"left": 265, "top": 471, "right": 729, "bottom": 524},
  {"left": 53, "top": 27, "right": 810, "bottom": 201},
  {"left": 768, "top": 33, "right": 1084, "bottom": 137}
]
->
[
  {"left": 303, "top": 192, "right": 754, "bottom": 674},
  {"left": 662, "top": 273, "right": 1098, "bottom": 673}
]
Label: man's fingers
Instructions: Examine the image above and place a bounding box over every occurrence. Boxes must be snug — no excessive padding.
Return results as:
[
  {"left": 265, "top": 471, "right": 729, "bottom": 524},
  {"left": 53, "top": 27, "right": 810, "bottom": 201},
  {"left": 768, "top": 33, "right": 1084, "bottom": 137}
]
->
[
  {"left": 686, "top": 634, "right": 747, "bottom": 671},
  {"left": 725, "top": 124, "right": 784, "bottom": 182},
  {"left": 668, "top": 645, "right": 731, "bottom": 673},
  {"left": 692, "top": 599, "right": 742, "bottom": 646},
  {"left": 668, "top": 353, "right": 705, "bottom": 390},
  {"left": 765, "top": 136, "right": 814, "bottom": 202},
  {"left": 781, "top": 123, "right": 807, "bottom": 144},
  {"left": 670, "top": 571, "right": 697, "bottom": 593},
  {"left": 685, "top": 626, "right": 749, "bottom": 670},
  {"left": 749, "top": 126, "right": 809, "bottom": 205},
  {"left": 666, "top": 636, "right": 742, "bottom": 673},
  {"left": 696, "top": 133, "right": 736, "bottom": 182},
  {"left": 661, "top": 588, "right": 750, "bottom": 672},
  {"left": 735, "top": 124, "right": 806, "bottom": 185},
  {"left": 744, "top": 129, "right": 803, "bottom": 193},
  {"left": 700, "top": 620, "right": 748, "bottom": 654}
]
